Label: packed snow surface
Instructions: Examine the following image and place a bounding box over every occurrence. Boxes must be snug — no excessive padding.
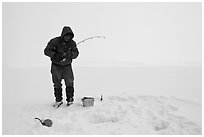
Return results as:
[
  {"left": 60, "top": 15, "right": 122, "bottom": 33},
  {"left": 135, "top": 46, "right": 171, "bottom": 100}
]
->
[
  {"left": 2, "top": 66, "right": 202, "bottom": 134},
  {"left": 3, "top": 95, "right": 201, "bottom": 135}
]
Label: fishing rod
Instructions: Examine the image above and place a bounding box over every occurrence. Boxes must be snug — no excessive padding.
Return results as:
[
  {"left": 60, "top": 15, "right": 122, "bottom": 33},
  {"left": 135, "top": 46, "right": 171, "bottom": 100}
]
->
[
  {"left": 60, "top": 35, "right": 105, "bottom": 62},
  {"left": 76, "top": 36, "right": 105, "bottom": 46}
]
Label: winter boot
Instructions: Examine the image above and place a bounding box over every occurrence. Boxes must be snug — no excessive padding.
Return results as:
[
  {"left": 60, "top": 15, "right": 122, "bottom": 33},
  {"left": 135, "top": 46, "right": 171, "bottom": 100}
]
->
[
  {"left": 53, "top": 101, "right": 63, "bottom": 108},
  {"left": 66, "top": 86, "right": 74, "bottom": 106},
  {"left": 67, "top": 98, "right": 74, "bottom": 106}
]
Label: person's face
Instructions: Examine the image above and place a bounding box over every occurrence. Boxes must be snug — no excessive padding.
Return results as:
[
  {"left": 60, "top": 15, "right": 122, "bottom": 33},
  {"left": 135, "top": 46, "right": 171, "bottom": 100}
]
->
[{"left": 63, "top": 35, "right": 71, "bottom": 42}]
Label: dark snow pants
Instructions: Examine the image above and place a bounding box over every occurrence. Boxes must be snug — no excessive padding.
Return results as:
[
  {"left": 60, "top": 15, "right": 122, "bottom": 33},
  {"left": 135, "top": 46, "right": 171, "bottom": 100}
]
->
[{"left": 51, "top": 63, "right": 74, "bottom": 102}]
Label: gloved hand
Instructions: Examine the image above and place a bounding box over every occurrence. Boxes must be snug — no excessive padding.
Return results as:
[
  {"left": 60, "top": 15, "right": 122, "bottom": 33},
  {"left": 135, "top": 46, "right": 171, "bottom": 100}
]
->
[
  {"left": 62, "top": 50, "right": 72, "bottom": 60},
  {"left": 53, "top": 53, "right": 63, "bottom": 62}
]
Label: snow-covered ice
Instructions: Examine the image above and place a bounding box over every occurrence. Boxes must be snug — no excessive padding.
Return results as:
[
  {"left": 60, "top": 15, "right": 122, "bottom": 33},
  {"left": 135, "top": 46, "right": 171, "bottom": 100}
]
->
[
  {"left": 2, "top": 66, "right": 202, "bottom": 135},
  {"left": 2, "top": 95, "right": 202, "bottom": 135}
]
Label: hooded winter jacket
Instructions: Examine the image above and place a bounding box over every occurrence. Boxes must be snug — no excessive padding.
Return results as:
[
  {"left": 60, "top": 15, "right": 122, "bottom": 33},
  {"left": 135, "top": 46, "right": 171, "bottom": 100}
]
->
[{"left": 44, "top": 26, "right": 79, "bottom": 66}]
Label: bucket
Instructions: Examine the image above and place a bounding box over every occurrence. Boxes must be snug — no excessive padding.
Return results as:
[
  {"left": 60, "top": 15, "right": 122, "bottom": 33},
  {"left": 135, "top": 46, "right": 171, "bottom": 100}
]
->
[{"left": 82, "top": 97, "right": 94, "bottom": 107}]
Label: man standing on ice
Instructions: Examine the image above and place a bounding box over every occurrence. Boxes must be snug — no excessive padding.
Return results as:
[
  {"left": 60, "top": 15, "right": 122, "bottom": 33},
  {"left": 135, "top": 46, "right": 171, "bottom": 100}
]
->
[{"left": 44, "top": 26, "right": 79, "bottom": 107}]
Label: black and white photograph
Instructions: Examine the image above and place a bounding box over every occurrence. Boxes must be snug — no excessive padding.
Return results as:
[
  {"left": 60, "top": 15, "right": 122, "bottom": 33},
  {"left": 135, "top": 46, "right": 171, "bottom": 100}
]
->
[{"left": 2, "top": 1, "right": 202, "bottom": 135}]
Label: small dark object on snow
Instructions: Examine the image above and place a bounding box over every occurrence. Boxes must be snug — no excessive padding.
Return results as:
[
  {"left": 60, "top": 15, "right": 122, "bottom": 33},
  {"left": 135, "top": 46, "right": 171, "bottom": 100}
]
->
[
  {"left": 100, "top": 95, "right": 103, "bottom": 101},
  {"left": 35, "top": 118, "right": 53, "bottom": 127}
]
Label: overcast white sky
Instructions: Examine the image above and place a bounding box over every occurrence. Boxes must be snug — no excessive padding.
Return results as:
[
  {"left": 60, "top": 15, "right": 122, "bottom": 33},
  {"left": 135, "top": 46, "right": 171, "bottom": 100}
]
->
[{"left": 2, "top": 2, "right": 201, "bottom": 67}]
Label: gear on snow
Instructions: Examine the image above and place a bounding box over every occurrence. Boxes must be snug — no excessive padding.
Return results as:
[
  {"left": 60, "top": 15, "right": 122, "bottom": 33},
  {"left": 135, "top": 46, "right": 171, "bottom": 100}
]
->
[{"left": 35, "top": 118, "right": 53, "bottom": 127}]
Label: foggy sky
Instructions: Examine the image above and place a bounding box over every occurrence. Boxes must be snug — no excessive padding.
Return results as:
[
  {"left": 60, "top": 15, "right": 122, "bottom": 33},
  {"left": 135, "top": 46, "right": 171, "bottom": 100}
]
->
[{"left": 2, "top": 2, "right": 202, "bottom": 67}]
